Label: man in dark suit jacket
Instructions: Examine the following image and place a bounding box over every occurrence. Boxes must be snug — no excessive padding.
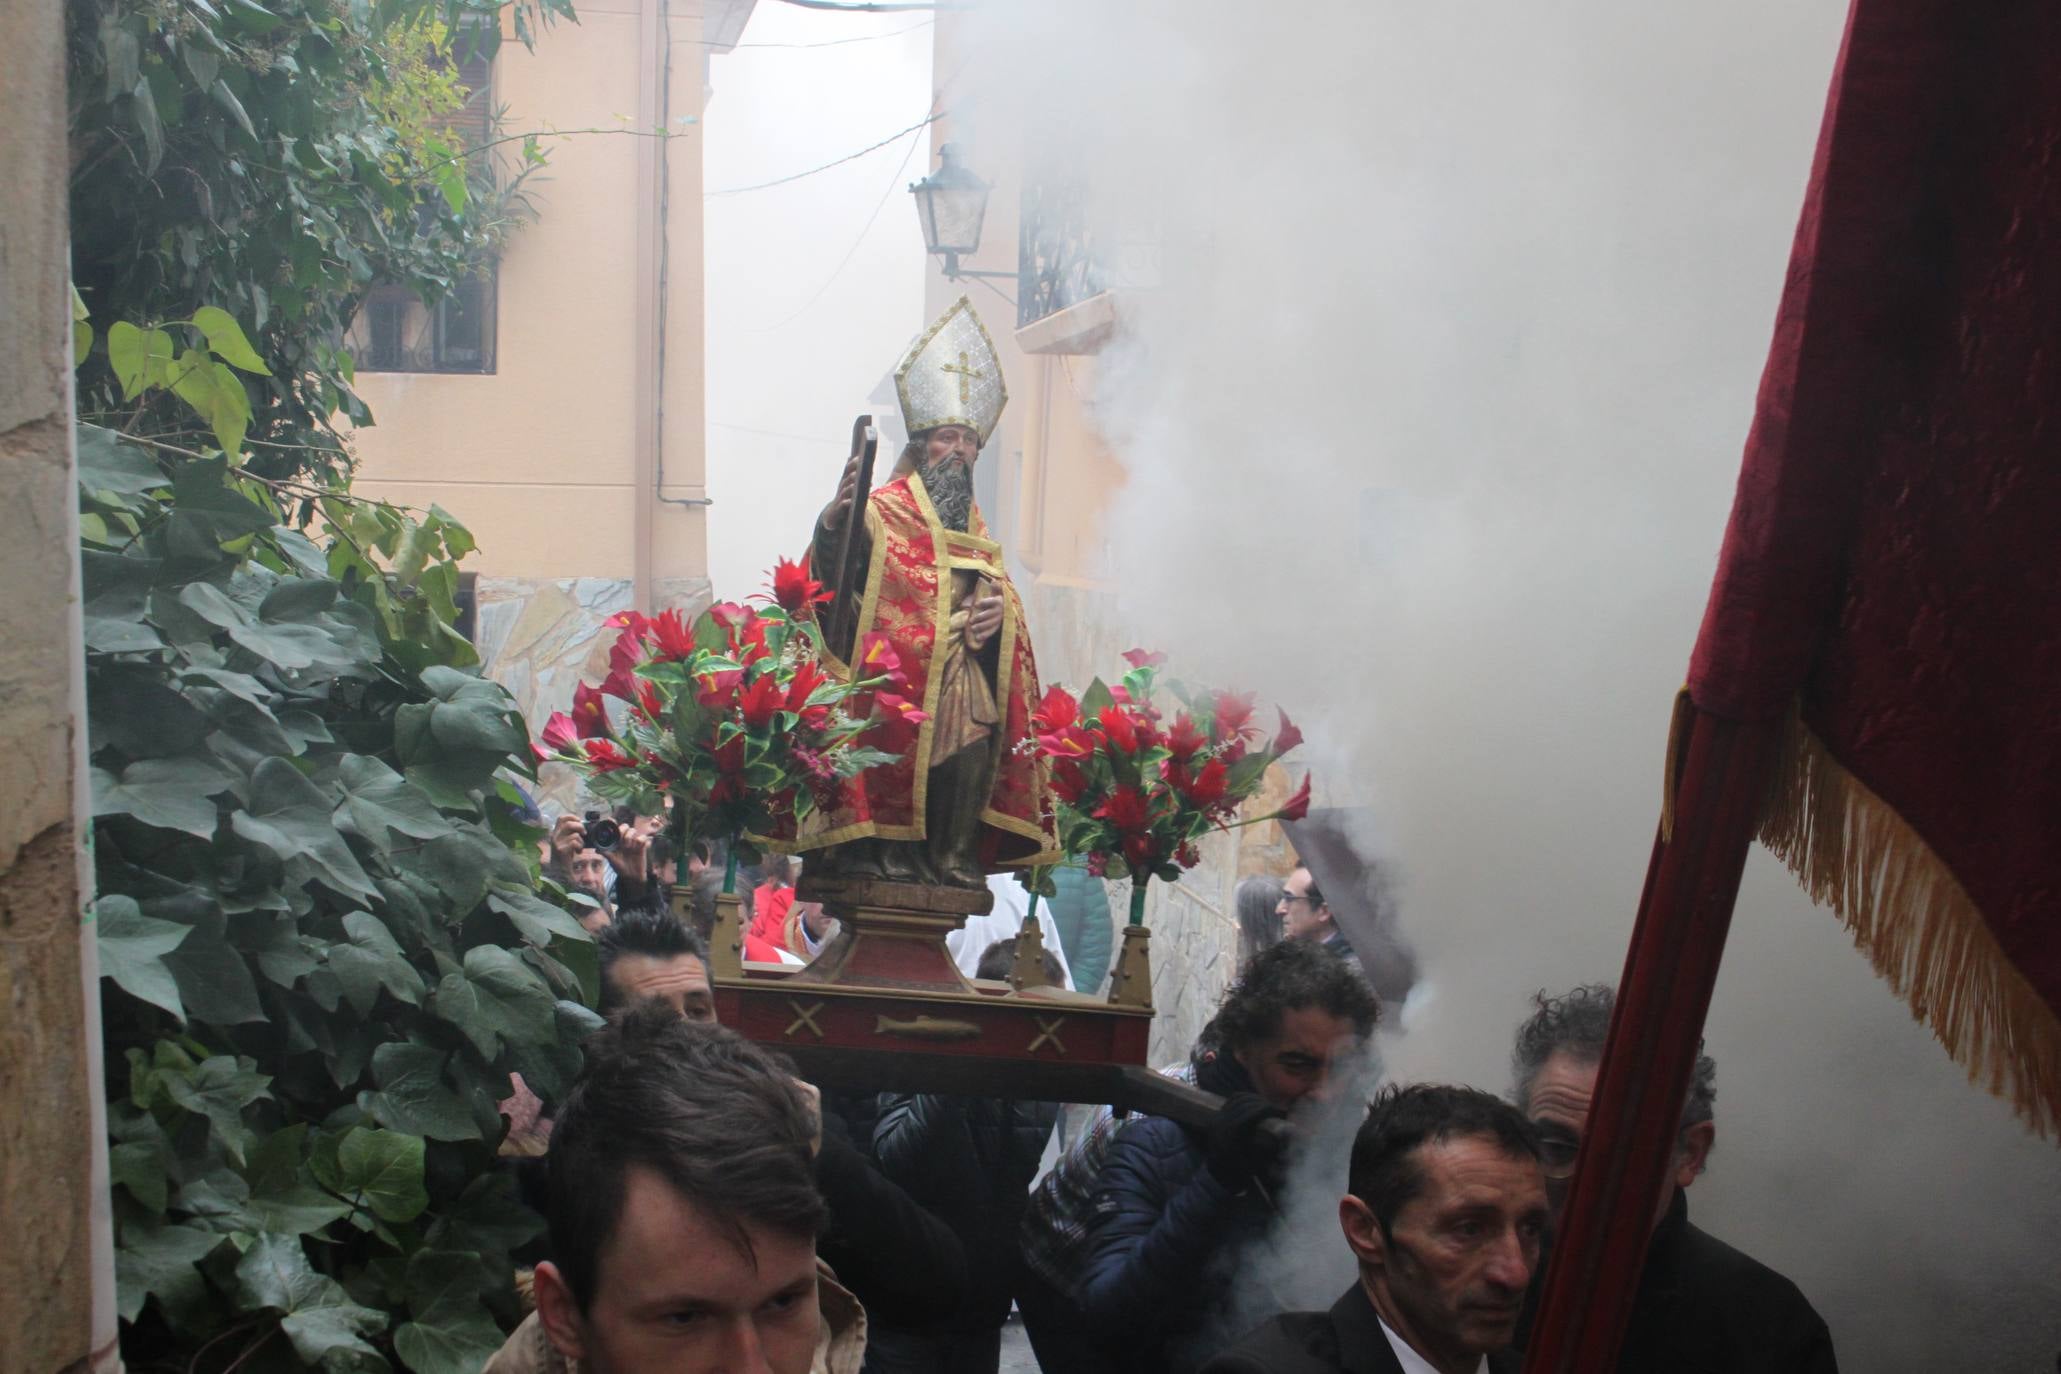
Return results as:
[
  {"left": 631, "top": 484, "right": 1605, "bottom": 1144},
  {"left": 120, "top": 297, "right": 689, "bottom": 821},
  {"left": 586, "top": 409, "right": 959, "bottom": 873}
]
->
[
  {"left": 1512, "top": 985, "right": 1837, "bottom": 1373},
  {"left": 1203, "top": 1085, "right": 1545, "bottom": 1374}
]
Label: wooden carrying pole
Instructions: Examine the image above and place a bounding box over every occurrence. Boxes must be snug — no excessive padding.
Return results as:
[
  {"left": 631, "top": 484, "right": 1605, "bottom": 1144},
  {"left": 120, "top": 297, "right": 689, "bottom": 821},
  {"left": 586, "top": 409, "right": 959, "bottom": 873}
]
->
[{"left": 1521, "top": 705, "right": 1778, "bottom": 1373}]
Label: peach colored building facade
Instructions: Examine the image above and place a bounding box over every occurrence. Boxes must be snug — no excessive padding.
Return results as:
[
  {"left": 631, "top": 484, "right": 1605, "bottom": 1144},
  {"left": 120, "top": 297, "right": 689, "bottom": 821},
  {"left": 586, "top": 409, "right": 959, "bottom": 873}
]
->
[{"left": 350, "top": 0, "right": 753, "bottom": 808}]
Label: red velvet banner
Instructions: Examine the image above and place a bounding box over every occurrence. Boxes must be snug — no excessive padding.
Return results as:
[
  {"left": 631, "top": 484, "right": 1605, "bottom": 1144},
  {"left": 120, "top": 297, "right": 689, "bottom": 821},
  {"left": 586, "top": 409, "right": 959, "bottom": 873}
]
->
[{"left": 1686, "top": 0, "right": 2061, "bottom": 1130}]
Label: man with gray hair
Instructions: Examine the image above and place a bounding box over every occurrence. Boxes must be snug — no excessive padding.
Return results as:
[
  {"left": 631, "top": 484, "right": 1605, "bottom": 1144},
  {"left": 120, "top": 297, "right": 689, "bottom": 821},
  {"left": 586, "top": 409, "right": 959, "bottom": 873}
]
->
[{"left": 1510, "top": 984, "right": 1837, "bottom": 1373}]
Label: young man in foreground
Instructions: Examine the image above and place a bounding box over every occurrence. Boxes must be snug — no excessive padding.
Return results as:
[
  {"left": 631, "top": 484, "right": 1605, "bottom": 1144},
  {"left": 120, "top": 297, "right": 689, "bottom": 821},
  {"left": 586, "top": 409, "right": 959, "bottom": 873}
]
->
[{"left": 485, "top": 1006, "right": 865, "bottom": 1374}]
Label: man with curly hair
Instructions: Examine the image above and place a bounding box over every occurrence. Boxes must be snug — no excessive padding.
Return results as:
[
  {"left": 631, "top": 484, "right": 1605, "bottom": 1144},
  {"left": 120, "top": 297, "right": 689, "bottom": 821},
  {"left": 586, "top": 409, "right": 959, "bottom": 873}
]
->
[
  {"left": 1063, "top": 939, "right": 1383, "bottom": 1373},
  {"left": 1510, "top": 984, "right": 1837, "bottom": 1373}
]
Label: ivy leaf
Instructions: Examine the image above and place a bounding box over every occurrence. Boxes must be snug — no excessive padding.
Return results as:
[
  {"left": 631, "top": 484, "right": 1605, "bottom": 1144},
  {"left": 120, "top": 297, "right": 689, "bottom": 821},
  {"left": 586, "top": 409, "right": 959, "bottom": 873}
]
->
[
  {"left": 109, "top": 1138, "right": 172, "bottom": 1214},
  {"left": 93, "top": 757, "right": 236, "bottom": 837},
  {"left": 327, "top": 910, "right": 425, "bottom": 1014},
  {"left": 231, "top": 757, "right": 377, "bottom": 903},
  {"left": 172, "top": 1162, "right": 252, "bottom": 1232},
  {"left": 431, "top": 944, "right": 557, "bottom": 1060},
  {"left": 115, "top": 1222, "right": 221, "bottom": 1323},
  {"left": 80, "top": 549, "right": 164, "bottom": 654},
  {"left": 161, "top": 1056, "right": 271, "bottom": 1166},
  {"left": 392, "top": 1249, "right": 504, "bottom": 1374},
  {"left": 333, "top": 753, "right": 453, "bottom": 852},
  {"left": 336, "top": 1127, "right": 429, "bottom": 1222},
  {"left": 160, "top": 904, "right": 267, "bottom": 1025},
  {"left": 244, "top": 1124, "right": 354, "bottom": 1235},
  {"left": 488, "top": 884, "right": 594, "bottom": 948},
  {"left": 233, "top": 1233, "right": 388, "bottom": 1365},
  {"left": 95, "top": 894, "right": 191, "bottom": 1021},
  {"left": 357, "top": 1042, "right": 481, "bottom": 1142},
  {"left": 425, "top": 1174, "right": 544, "bottom": 1263}
]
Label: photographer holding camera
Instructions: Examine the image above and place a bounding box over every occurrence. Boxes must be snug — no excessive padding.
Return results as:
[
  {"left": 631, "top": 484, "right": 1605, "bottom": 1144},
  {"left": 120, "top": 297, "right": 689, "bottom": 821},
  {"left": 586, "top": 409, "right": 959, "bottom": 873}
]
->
[{"left": 547, "top": 807, "right": 667, "bottom": 933}]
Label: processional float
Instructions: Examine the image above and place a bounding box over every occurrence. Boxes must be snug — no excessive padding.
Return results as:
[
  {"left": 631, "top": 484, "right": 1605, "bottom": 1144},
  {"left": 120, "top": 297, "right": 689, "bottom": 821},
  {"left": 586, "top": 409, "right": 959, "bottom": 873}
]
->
[{"left": 537, "top": 298, "right": 1311, "bottom": 1132}]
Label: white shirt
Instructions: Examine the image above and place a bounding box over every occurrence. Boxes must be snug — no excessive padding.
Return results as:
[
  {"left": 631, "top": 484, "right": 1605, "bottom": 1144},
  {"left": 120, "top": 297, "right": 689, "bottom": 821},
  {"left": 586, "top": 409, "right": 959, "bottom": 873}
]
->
[
  {"left": 942, "top": 874, "right": 1075, "bottom": 988},
  {"left": 1377, "top": 1314, "right": 1487, "bottom": 1374}
]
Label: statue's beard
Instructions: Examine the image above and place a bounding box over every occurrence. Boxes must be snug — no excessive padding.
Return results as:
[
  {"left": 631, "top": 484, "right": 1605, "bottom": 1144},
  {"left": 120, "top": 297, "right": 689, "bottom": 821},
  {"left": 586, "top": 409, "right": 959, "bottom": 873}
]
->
[{"left": 921, "top": 456, "right": 974, "bottom": 531}]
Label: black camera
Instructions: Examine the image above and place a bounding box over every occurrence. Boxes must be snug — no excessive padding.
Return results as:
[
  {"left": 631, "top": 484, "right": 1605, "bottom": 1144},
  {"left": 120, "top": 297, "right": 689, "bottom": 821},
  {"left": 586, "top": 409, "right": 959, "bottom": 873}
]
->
[{"left": 582, "top": 810, "right": 621, "bottom": 852}]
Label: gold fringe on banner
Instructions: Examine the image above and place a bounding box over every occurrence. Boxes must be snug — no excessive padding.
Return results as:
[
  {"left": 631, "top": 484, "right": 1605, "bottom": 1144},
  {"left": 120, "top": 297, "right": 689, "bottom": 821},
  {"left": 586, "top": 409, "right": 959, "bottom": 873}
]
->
[{"left": 1757, "top": 705, "right": 2061, "bottom": 1139}]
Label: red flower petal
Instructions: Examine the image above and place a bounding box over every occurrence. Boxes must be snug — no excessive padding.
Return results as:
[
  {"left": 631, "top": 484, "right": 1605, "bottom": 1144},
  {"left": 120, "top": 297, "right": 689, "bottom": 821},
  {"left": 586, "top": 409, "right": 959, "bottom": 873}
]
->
[{"left": 1272, "top": 707, "right": 1304, "bottom": 756}]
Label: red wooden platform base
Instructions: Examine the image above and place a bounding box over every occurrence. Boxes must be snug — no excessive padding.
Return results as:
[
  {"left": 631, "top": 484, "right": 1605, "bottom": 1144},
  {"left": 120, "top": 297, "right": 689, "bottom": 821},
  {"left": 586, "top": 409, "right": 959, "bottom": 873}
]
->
[{"left": 705, "top": 881, "right": 1156, "bottom": 1104}]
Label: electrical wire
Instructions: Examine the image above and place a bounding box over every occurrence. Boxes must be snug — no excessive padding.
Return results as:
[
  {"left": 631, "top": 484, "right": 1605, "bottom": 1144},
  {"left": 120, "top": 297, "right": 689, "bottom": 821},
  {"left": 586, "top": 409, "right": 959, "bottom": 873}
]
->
[
  {"left": 705, "top": 110, "right": 944, "bottom": 196},
  {"left": 773, "top": 0, "right": 942, "bottom": 11},
  {"left": 737, "top": 18, "right": 932, "bottom": 46},
  {"left": 744, "top": 119, "right": 925, "bottom": 334}
]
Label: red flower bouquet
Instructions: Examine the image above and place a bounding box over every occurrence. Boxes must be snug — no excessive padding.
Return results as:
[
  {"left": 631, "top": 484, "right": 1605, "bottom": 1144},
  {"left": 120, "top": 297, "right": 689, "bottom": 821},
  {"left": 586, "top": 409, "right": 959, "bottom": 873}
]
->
[
  {"left": 1030, "top": 648, "right": 1310, "bottom": 924},
  {"left": 535, "top": 558, "right": 916, "bottom": 890}
]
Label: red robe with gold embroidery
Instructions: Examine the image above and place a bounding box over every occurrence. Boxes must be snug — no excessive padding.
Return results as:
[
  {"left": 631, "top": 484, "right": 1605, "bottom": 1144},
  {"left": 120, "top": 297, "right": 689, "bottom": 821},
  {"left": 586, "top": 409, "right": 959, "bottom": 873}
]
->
[{"left": 794, "top": 472, "right": 1058, "bottom": 870}]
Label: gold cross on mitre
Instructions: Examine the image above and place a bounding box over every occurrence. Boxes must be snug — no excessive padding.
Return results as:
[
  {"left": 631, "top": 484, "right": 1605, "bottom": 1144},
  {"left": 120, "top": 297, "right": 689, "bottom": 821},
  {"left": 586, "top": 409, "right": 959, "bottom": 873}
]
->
[
  {"left": 939, "top": 350, "right": 984, "bottom": 408},
  {"left": 894, "top": 297, "right": 1008, "bottom": 444}
]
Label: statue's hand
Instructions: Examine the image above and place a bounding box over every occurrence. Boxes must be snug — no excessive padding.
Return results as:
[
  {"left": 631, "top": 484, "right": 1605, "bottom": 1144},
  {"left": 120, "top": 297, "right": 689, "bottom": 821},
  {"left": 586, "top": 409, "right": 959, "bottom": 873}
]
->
[
  {"left": 819, "top": 451, "right": 862, "bottom": 532},
  {"left": 964, "top": 589, "right": 1005, "bottom": 651}
]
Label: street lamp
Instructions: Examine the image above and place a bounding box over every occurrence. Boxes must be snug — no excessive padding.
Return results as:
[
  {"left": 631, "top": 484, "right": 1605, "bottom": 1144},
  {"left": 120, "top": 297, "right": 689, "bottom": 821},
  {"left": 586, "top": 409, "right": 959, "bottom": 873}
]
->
[{"left": 909, "top": 144, "right": 1014, "bottom": 284}]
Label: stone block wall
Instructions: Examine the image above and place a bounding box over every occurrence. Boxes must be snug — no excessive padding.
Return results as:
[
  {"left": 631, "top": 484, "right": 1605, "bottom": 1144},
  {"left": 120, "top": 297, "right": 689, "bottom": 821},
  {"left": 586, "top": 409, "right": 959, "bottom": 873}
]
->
[
  {"left": 473, "top": 574, "right": 713, "bottom": 814},
  {"left": 0, "top": 0, "right": 112, "bottom": 1363}
]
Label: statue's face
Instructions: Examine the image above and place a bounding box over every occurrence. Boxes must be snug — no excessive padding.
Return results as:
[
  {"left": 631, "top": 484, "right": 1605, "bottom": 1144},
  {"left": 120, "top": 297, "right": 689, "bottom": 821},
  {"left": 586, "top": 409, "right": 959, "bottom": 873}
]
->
[{"left": 923, "top": 424, "right": 980, "bottom": 473}]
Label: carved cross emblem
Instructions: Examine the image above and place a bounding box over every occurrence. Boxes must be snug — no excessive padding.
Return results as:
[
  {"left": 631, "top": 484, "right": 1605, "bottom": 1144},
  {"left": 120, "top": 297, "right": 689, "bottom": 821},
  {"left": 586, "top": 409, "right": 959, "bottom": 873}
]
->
[
  {"left": 940, "top": 350, "right": 984, "bottom": 408},
  {"left": 1028, "top": 1015, "right": 1068, "bottom": 1056},
  {"left": 784, "top": 999, "right": 827, "bottom": 1040}
]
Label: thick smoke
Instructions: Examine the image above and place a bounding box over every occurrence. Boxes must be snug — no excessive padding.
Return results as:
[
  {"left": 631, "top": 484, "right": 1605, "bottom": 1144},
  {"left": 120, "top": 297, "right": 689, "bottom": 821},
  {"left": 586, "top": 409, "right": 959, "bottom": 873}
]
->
[{"left": 964, "top": 1, "right": 2061, "bottom": 1367}]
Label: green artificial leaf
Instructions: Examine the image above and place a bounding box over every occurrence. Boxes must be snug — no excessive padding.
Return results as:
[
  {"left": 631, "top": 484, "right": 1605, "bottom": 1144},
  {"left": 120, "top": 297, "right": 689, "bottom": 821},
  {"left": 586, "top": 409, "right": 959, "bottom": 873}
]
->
[
  {"left": 336, "top": 1127, "right": 429, "bottom": 1222},
  {"left": 327, "top": 910, "right": 425, "bottom": 1014},
  {"left": 115, "top": 1222, "right": 221, "bottom": 1323},
  {"left": 234, "top": 1232, "right": 388, "bottom": 1364},
  {"left": 93, "top": 756, "right": 237, "bottom": 837},
  {"left": 231, "top": 757, "right": 377, "bottom": 902},
  {"left": 74, "top": 319, "right": 94, "bottom": 366},
  {"left": 357, "top": 1042, "right": 480, "bottom": 1142},
  {"left": 96, "top": 895, "right": 191, "bottom": 1021},
  {"left": 161, "top": 1055, "right": 271, "bottom": 1166},
  {"left": 333, "top": 754, "right": 453, "bottom": 852},
  {"left": 431, "top": 944, "right": 557, "bottom": 1060},
  {"left": 1078, "top": 678, "right": 1115, "bottom": 721}
]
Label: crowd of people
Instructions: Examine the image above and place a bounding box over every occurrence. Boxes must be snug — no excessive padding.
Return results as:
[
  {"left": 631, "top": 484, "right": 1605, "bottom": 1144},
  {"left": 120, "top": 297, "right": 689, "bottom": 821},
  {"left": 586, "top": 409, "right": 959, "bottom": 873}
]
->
[{"left": 492, "top": 810, "right": 1836, "bottom": 1374}]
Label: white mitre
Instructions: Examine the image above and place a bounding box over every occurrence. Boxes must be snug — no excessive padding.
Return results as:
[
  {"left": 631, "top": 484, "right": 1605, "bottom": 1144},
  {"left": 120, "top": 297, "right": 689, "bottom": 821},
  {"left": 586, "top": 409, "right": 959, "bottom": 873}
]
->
[{"left": 894, "top": 296, "right": 1008, "bottom": 445}]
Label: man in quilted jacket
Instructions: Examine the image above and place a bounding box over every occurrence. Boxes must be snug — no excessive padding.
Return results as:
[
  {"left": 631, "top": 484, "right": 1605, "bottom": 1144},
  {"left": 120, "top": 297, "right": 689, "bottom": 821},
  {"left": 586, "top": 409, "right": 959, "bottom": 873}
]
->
[{"left": 1074, "top": 940, "right": 1382, "bottom": 1373}]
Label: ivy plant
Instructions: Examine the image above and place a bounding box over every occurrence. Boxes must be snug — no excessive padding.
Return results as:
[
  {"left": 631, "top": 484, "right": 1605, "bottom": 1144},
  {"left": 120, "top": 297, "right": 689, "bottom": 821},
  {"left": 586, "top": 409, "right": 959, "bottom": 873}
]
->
[{"left": 82, "top": 312, "right": 596, "bottom": 1373}]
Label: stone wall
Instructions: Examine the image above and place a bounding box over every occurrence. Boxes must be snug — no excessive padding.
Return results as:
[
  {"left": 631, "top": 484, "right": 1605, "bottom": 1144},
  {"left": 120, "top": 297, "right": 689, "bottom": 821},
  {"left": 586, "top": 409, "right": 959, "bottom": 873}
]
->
[
  {"left": 474, "top": 574, "right": 713, "bottom": 814},
  {"left": 0, "top": 0, "right": 109, "bottom": 1364}
]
